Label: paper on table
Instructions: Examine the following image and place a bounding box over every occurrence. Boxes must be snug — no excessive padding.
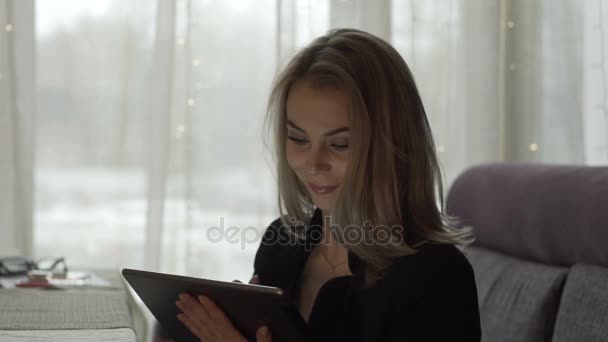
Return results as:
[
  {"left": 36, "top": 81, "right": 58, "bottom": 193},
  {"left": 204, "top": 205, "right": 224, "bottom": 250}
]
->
[
  {"left": 49, "top": 272, "right": 116, "bottom": 289},
  {"left": 0, "top": 275, "right": 28, "bottom": 289}
]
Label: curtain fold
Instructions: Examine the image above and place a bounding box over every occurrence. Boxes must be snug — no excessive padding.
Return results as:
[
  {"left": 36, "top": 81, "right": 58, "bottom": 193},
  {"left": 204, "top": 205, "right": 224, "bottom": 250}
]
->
[
  {"left": 143, "top": 0, "right": 174, "bottom": 272},
  {"left": 0, "top": 0, "right": 34, "bottom": 258},
  {"left": 583, "top": 0, "right": 608, "bottom": 164}
]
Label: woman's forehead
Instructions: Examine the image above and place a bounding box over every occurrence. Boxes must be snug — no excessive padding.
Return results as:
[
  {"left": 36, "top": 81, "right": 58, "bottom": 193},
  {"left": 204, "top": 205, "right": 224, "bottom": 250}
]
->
[{"left": 286, "top": 80, "right": 351, "bottom": 130}]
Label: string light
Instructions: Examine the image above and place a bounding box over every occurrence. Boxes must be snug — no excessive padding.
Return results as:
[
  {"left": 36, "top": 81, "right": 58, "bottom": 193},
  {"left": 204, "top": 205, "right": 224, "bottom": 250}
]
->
[
  {"left": 192, "top": 59, "right": 201, "bottom": 67},
  {"left": 187, "top": 98, "right": 195, "bottom": 106},
  {"left": 5, "top": 24, "right": 12, "bottom": 32},
  {"left": 177, "top": 38, "right": 185, "bottom": 46},
  {"left": 529, "top": 143, "right": 539, "bottom": 152},
  {"left": 176, "top": 124, "right": 186, "bottom": 139},
  {"left": 436, "top": 145, "right": 446, "bottom": 153},
  {"left": 507, "top": 21, "right": 515, "bottom": 29}
]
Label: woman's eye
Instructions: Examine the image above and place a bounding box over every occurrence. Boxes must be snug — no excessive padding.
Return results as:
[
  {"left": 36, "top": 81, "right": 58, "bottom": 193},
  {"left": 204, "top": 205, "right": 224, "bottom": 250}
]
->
[
  {"left": 331, "top": 144, "right": 349, "bottom": 151},
  {"left": 287, "top": 136, "right": 349, "bottom": 150},
  {"left": 288, "top": 136, "right": 308, "bottom": 145}
]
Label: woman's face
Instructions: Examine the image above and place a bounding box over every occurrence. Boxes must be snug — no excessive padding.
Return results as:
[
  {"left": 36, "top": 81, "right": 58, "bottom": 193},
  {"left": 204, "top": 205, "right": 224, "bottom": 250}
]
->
[{"left": 285, "top": 79, "right": 351, "bottom": 214}]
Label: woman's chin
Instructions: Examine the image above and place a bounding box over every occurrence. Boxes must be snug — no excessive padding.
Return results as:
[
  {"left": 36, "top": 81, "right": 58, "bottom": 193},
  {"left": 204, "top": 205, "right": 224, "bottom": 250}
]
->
[{"left": 311, "top": 201, "right": 333, "bottom": 213}]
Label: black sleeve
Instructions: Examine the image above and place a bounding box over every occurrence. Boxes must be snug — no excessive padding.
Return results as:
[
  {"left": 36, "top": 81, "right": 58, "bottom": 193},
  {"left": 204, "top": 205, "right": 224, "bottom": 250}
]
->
[
  {"left": 382, "top": 246, "right": 482, "bottom": 341},
  {"left": 252, "top": 217, "right": 304, "bottom": 290},
  {"left": 252, "top": 218, "right": 282, "bottom": 284}
]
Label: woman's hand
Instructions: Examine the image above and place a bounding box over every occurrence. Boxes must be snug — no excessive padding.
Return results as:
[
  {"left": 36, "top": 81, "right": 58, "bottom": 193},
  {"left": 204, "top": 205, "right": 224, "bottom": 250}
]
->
[{"left": 176, "top": 275, "right": 272, "bottom": 342}]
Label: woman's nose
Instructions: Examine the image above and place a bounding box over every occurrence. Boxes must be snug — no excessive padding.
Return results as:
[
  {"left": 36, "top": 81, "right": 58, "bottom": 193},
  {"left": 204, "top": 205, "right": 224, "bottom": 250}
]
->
[{"left": 305, "top": 149, "right": 330, "bottom": 174}]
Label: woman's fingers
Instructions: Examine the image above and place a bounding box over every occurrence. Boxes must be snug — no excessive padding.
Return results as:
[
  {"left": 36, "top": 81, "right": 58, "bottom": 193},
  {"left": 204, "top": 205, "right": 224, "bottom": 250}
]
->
[
  {"left": 232, "top": 274, "right": 259, "bottom": 285},
  {"left": 176, "top": 291, "right": 268, "bottom": 342},
  {"left": 256, "top": 325, "right": 272, "bottom": 342},
  {"left": 177, "top": 293, "right": 248, "bottom": 341},
  {"left": 249, "top": 274, "right": 260, "bottom": 284},
  {"left": 198, "top": 295, "right": 235, "bottom": 326},
  {"left": 176, "top": 293, "right": 211, "bottom": 334}
]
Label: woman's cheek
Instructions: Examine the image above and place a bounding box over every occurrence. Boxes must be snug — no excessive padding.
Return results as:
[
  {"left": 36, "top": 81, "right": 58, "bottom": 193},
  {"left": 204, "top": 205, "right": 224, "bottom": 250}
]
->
[{"left": 286, "top": 146, "right": 303, "bottom": 171}]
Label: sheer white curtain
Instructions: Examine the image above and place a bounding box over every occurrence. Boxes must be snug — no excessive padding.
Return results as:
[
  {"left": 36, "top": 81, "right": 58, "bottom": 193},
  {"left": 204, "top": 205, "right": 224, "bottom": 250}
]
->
[
  {"left": 1, "top": 0, "right": 283, "bottom": 281},
  {"left": 391, "top": 0, "right": 608, "bottom": 185},
  {"left": 1, "top": 0, "right": 34, "bottom": 258},
  {"left": 1, "top": 0, "right": 607, "bottom": 280}
]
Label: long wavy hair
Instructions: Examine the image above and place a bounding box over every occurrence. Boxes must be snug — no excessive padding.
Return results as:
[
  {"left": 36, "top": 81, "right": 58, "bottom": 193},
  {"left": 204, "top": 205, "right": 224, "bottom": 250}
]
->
[{"left": 263, "top": 28, "right": 474, "bottom": 276}]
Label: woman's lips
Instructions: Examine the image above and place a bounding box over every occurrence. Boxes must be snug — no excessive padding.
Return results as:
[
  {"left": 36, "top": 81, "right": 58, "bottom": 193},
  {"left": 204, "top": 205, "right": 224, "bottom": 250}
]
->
[{"left": 308, "top": 183, "right": 338, "bottom": 195}]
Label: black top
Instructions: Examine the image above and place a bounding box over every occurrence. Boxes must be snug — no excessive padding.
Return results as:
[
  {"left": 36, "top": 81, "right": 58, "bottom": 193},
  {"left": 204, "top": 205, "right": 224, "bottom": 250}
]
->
[{"left": 253, "top": 208, "right": 481, "bottom": 342}]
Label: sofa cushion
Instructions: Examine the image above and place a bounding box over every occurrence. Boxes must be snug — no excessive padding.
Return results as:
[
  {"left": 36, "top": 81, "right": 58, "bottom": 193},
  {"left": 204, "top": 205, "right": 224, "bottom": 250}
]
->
[
  {"left": 552, "top": 264, "right": 608, "bottom": 342},
  {"left": 464, "top": 246, "right": 568, "bottom": 342},
  {"left": 447, "top": 163, "right": 608, "bottom": 267}
]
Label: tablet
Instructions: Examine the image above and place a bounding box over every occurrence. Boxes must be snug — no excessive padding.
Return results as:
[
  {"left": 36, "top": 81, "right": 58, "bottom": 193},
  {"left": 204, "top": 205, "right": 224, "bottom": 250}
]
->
[{"left": 122, "top": 268, "right": 309, "bottom": 342}]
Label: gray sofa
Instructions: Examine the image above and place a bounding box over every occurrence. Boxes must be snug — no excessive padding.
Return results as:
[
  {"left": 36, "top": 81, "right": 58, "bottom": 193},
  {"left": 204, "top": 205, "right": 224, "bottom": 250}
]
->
[{"left": 447, "top": 163, "right": 608, "bottom": 342}]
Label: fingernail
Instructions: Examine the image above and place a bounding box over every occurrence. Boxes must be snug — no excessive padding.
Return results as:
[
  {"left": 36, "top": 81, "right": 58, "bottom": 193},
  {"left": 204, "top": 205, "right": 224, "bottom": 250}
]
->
[
  {"left": 178, "top": 294, "right": 187, "bottom": 300},
  {"left": 198, "top": 295, "right": 206, "bottom": 304},
  {"left": 259, "top": 326, "right": 268, "bottom": 336}
]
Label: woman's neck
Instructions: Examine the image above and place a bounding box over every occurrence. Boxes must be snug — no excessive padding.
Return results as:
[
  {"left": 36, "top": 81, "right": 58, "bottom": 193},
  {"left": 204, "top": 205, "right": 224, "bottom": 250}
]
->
[{"left": 320, "top": 224, "right": 348, "bottom": 261}]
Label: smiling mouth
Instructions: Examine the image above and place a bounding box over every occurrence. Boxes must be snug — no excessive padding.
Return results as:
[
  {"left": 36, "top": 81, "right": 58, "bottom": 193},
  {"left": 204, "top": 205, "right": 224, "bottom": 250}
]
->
[{"left": 308, "top": 183, "right": 339, "bottom": 195}]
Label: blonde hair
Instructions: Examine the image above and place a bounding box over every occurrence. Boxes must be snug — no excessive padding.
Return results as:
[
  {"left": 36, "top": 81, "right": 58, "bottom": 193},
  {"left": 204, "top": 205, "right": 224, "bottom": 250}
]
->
[{"left": 263, "top": 28, "right": 474, "bottom": 276}]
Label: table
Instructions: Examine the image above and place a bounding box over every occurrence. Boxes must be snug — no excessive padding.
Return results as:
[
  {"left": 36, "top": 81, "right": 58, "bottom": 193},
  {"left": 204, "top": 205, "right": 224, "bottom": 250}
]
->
[{"left": 0, "top": 270, "right": 147, "bottom": 342}]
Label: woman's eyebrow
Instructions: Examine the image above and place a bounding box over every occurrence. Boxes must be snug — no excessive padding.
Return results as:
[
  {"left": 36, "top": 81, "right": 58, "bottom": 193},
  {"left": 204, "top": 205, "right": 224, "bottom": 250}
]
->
[{"left": 287, "top": 120, "right": 350, "bottom": 136}]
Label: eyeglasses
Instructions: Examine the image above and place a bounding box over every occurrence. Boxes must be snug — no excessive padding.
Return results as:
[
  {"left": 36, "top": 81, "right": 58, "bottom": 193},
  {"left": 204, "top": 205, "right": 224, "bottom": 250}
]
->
[{"left": 0, "top": 256, "right": 68, "bottom": 277}]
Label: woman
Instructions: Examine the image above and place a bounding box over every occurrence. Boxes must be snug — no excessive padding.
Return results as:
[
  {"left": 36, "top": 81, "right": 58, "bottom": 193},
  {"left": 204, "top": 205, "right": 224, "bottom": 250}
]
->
[{"left": 175, "top": 28, "right": 481, "bottom": 342}]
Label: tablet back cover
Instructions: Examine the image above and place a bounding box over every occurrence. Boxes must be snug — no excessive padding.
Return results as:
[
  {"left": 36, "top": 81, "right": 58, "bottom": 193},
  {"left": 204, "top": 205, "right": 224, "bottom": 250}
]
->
[{"left": 122, "top": 269, "right": 309, "bottom": 342}]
